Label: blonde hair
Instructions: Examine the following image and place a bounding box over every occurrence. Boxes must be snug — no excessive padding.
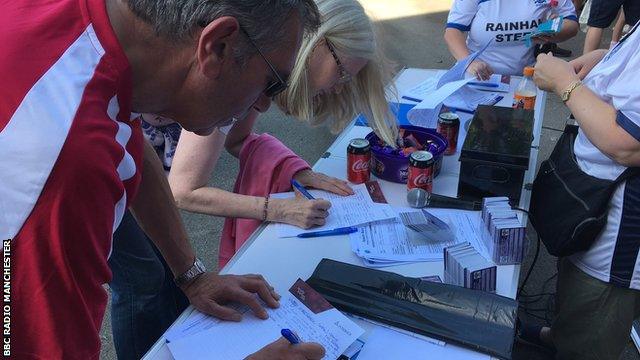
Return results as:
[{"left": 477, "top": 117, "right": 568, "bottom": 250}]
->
[{"left": 274, "top": 0, "right": 398, "bottom": 146}]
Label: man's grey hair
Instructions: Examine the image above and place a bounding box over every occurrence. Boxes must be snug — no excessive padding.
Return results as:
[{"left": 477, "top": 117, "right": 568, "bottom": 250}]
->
[{"left": 127, "top": 0, "right": 321, "bottom": 59}]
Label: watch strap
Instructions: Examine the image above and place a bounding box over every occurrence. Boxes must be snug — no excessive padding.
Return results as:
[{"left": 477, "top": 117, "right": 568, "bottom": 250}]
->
[{"left": 175, "top": 258, "right": 207, "bottom": 287}]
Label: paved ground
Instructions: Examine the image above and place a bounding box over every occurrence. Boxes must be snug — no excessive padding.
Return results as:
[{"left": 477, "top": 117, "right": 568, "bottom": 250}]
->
[{"left": 100, "top": 1, "right": 640, "bottom": 359}]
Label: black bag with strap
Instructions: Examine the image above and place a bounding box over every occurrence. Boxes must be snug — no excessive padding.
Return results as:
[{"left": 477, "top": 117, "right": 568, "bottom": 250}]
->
[{"left": 529, "top": 124, "right": 639, "bottom": 257}]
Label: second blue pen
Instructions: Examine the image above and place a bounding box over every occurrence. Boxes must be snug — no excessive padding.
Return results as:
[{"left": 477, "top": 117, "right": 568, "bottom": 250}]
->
[
  {"left": 297, "top": 226, "right": 358, "bottom": 238},
  {"left": 291, "top": 179, "right": 315, "bottom": 200}
]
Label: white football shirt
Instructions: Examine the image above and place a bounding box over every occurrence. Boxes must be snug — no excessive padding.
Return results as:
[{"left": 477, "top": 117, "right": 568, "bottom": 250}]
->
[
  {"left": 571, "top": 22, "right": 640, "bottom": 290},
  {"left": 447, "top": 0, "right": 577, "bottom": 76}
]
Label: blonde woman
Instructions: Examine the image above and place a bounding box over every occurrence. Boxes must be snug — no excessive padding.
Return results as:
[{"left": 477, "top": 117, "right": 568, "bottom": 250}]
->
[{"left": 169, "top": 0, "right": 397, "bottom": 267}]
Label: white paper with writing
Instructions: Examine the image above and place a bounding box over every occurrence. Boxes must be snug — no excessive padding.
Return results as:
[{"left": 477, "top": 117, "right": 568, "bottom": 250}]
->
[
  {"left": 167, "top": 279, "right": 364, "bottom": 360},
  {"left": 273, "top": 184, "right": 395, "bottom": 238}
]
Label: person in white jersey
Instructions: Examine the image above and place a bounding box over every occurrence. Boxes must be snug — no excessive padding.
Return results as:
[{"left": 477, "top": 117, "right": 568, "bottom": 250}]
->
[
  {"left": 527, "top": 22, "right": 640, "bottom": 359},
  {"left": 445, "top": 0, "right": 579, "bottom": 79}
]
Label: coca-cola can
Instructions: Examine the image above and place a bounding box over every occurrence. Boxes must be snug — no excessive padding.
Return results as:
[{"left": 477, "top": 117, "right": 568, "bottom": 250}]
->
[
  {"left": 437, "top": 112, "right": 460, "bottom": 156},
  {"left": 347, "top": 138, "right": 371, "bottom": 184},
  {"left": 407, "top": 150, "right": 434, "bottom": 192}
]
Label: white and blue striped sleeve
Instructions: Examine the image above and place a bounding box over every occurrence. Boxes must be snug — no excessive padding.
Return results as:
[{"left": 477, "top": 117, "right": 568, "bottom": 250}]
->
[
  {"left": 609, "top": 50, "right": 640, "bottom": 142},
  {"left": 446, "top": 0, "right": 478, "bottom": 32},
  {"left": 557, "top": 0, "right": 579, "bottom": 22}
]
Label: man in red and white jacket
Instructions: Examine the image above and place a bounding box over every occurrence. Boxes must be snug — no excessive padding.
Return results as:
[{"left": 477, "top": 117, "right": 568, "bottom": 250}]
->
[{"left": 0, "top": 0, "right": 325, "bottom": 359}]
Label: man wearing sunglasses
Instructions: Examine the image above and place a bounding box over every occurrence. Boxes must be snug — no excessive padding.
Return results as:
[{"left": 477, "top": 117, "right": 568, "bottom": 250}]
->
[{"left": 2, "top": 0, "right": 326, "bottom": 359}]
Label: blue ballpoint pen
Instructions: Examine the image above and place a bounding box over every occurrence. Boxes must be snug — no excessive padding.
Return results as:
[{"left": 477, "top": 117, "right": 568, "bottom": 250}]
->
[
  {"left": 291, "top": 179, "right": 315, "bottom": 200},
  {"left": 468, "top": 81, "right": 500, "bottom": 88},
  {"left": 297, "top": 226, "right": 358, "bottom": 238},
  {"left": 281, "top": 328, "right": 301, "bottom": 344}
]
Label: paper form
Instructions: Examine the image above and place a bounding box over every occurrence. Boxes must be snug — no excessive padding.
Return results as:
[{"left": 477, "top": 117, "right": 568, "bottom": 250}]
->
[
  {"left": 357, "top": 326, "right": 491, "bottom": 360},
  {"left": 444, "top": 86, "right": 502, "bottom": 112},
  {"left": 167, "top": 279, "right": 364, "bottom": 360},
  {"left": 351, "top": 218, "right": 448, "bottom": 262},
  {"left": 273, "top": 184, "right": 396, "bottom": 238},
  {"left": 403, "top": 76, "right": 440, "bottom": 101},
  {"left": 350, "top": 208, "right": 485, "bottom": 264},
  {"left": 165, "top": 310, "right": 217, "bottom": 342},
  {"left": 412, "top": 78, "right": 476, "bottom": 110},
  {"left": 407, "top": 40, "right": 492, "bottom": 128}
]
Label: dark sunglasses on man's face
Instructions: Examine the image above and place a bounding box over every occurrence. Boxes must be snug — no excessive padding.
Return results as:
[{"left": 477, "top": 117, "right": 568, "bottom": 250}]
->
[{"left": 239, "top": 28, "right": 289, "bottom": 98}]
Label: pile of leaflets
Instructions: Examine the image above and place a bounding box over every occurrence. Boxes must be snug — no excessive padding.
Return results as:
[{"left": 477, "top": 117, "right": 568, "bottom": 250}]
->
[
  {"left": 443, "top": 242, "right": 497, "bottom": 293},
  {"left": 481, "top": 197, "right": 527, "bottom": 265},
  {"left": 523, "top": 16, "right": 564, "bottom": 46},
  {"left": 349, "top": 209, "right": 459, "bottom": 268}
]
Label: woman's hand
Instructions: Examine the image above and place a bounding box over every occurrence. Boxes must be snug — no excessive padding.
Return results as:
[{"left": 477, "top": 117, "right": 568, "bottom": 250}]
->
[
  {"left": 570, "top": 49, "right": 608, "bottom": 79},
  {"left": 293, "top": 169, "right": 354, "bottom": 196},
  {"left": 268, "top": 197, "right": 331, "bottom": 229},
  {"left": 466, "top": 60, "right": 493, "bottom": 81},
  {"left": 247, "top": 337, "right": 325, "bottom": 360},
  {"left": 533, "top": 53, "right": 580, "bottom": 94}
]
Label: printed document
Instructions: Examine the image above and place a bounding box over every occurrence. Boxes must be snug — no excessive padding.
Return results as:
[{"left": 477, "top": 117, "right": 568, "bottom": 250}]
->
[
  {"left": 350, "top": 208, "right": 484, "bottom": 264},
  {"left": 407, "top": 40, "right": 492, "bottom": 127},
  {"left": 273, "top": 183, "right": 395, "bottom": 237},
  {"left": 167, "top": 279, "right": 364, "bottom": 360}
]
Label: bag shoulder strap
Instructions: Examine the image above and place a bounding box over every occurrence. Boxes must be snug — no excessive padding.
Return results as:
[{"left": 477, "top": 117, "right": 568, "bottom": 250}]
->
[
  {"left": 614, "top": 167, "right": 640, "bottom": 185},
  {"left": 563, "top": 122, "right": 638, "bottom": 185}
]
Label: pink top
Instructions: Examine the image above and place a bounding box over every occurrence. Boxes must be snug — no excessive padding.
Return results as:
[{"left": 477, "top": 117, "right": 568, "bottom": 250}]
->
[{"left": 218, "top": 133, "right": 310, "bottom": 269}]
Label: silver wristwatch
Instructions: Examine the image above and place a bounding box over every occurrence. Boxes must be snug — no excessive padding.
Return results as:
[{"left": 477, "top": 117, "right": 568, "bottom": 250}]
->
[{"left": 174, "top": 258, "right": 207, "bottom": 287}]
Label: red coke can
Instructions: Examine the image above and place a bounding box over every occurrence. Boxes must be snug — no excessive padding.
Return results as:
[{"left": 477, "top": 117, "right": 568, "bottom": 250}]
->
[
  {"left": 347, "top": 138, "right": 371, "bottom": 184},
  {"left": 407, "top": 150, "right": 434, "bottom": 192},
  {"left": 437, "top": 112, "right": 460, "bottom": 156}
]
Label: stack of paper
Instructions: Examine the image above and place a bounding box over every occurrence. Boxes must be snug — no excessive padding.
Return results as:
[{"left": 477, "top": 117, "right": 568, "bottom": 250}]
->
[
  {"left": 523, "top": 16, "right": 564, "bottom": 46},
  {"left": 407, "top": 40, "right": 493, "bottom": 128},
  {"left": 165, "top": 279, "right": 364, "bottom": 360},
  {"left": 481, "top": 197, "right": 527, "bottom": 265},
  {"left": 349, "top": 208, "right": 484, "bottom": 268},
  {"left": 273, "top": 183, "right": 395, "bottom": 238},
  {"left": 443, "top": 86, "right": 503, "bottom": 113},
  {"left": 444, "top": 242, "right": 497, "bottom": 292}
]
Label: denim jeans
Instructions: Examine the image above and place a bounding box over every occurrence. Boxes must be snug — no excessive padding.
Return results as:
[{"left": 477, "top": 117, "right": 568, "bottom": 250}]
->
[{"left": 108, "top": 210, "right": 189, "bottom": 360}]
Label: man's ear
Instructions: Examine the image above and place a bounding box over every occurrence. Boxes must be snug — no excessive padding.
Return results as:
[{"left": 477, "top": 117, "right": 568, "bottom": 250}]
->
[{"left": 196, "top": 16, "right": 241, "bottom": 79}]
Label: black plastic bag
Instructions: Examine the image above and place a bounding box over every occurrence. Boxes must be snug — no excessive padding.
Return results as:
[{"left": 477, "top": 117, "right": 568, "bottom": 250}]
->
[{"left": 307, "top": 259, "right": 518, "bottom": 359}]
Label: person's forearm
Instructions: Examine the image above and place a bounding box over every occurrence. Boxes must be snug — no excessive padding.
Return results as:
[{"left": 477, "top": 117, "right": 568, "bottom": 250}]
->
[
  {"left": 562, "top": 85, "right": 640, "bottom": 166},
  {"left": 175, "top": 185, "right": 299, "bottom": 223},
  {"left": 444, "top": 28, "right": 471, "bottom": 61},
  {"left": 551, "top": 20, "right": 579, "bottom": 43},
  {"left": 176, "top": 186, "right": 265, "bottom": 219},
  {"left": 130, "top": 141, "right": 195, "bottom": 277}
]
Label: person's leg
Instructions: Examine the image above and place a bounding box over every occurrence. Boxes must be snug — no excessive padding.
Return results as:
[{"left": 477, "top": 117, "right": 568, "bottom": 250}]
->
[
  {"left": 551, "top": 258, "right": 640, "bottom": 360},
  {"left": 611, "top": 10, "right": 626, "bottom": 46},
  {"left": 583, "top": 26, "right": 605, "bottom": 53},
  {"left": 584, "top": 0, "right": 625, "bottom": 53},
  {"left": 109, "top": 210, "right": 188, "bottom": 360}
]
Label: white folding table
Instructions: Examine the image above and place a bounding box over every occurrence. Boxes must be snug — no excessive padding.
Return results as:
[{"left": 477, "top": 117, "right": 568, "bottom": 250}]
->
[{"left": 143, "top": 68, "right": 547, "bottom": 360}]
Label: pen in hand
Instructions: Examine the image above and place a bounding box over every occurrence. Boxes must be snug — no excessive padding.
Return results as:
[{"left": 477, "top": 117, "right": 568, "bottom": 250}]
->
[
  {"left": 291, "top": 179, "right": 315, "bottom": 200},
  {"left": 281, "top": 328, "right": 301, "bottom": 344}
]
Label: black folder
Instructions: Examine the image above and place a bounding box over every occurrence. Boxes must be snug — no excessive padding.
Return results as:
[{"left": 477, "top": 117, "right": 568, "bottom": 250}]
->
[{"left": 307, "top": 259, "right": 518, "bottom": 359}]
